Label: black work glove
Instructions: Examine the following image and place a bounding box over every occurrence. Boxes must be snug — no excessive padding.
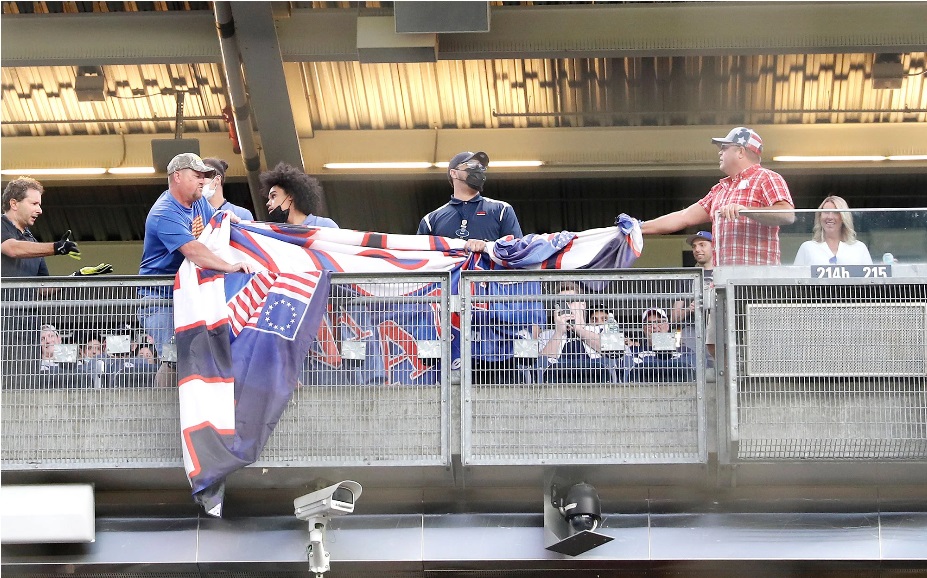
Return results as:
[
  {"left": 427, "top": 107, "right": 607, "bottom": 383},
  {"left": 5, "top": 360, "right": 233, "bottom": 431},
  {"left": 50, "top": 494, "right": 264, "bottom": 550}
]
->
[
  {"left": 71, "top": 263, "right": 114, "bottom": 276},
  {"left": 53, "top": 230, "right": 81, "bottom": 259}
]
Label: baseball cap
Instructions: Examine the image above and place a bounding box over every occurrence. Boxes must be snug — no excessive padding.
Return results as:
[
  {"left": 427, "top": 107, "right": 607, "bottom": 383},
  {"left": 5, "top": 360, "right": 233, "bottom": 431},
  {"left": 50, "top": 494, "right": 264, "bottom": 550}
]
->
[
  {"left": 447, "top": 151, "right": 490, "bottom": 177},
  {"left": 686, "top": 230, "right": 713, "bottom": 246},
  {"left": 711, "top": 127, "right": 763, "bottom": 156},
  {"left": 167, "top": 152, "right": 215, "bottom": 175},
  {"left": 642, "top": 308, "right": 668, "bottom": 322}
]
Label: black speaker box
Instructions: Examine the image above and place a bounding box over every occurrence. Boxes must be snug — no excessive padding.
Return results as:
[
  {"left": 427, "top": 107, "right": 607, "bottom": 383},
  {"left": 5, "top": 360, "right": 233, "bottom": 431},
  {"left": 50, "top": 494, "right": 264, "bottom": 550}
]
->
[
  {"left": 395, "top": 1, "right": 489, "bottom": 33},
  {"left": 151, "top": 139, "right": 201, "bottom": 173}
]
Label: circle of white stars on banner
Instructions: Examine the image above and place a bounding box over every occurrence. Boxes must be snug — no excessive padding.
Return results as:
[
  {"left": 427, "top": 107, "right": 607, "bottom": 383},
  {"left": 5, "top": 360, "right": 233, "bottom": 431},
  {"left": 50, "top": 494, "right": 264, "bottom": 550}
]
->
[{"left": 263, "top": 298, "right": 298, "bottom": 332}]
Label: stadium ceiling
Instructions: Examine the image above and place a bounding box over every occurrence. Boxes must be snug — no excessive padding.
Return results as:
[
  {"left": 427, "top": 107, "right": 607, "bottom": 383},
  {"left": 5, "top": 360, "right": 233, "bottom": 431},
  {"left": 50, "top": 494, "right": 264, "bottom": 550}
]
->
[{"left": 1, "top": 1, "right": 926, "bottom": 189}]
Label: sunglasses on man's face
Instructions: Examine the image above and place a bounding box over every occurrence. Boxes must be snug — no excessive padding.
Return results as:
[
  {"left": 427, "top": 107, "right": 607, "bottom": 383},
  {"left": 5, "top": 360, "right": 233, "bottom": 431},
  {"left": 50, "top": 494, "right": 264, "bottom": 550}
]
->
[{"left": 457, "top": 160, "right": 485, "bottom": 170}]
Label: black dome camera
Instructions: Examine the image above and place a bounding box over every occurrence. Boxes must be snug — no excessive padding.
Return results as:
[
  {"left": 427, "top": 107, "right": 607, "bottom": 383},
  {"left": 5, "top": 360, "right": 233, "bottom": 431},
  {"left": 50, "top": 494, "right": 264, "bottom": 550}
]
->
[
  {"left": 545, "top": 480, "right": 613, "bottom": 556},
  {"left": 552, "top": 482, "right": 603, "bottom": 533},
  {"left": 562, "top": 482, "right": 602, "bottom": 532}
]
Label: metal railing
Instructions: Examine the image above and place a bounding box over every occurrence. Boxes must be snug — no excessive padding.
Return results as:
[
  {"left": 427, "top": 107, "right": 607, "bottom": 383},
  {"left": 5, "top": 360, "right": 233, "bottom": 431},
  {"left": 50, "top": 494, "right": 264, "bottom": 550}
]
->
[
  {"left": 1, "top": 273, "right": 452, "bottom": 469},
  {"left": 719, "top": 273, "right": 927, "bottom": 461},
  {"left": 3, "top": 266, "right": 926, "bottom": 473},
  {"left": 460, "top": 270, "right": 707, "bottom": 465}
]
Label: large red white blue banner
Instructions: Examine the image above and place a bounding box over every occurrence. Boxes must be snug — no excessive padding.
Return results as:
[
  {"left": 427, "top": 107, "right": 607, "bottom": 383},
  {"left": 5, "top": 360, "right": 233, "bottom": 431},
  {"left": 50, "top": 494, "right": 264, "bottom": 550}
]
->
[{"left": 174, "top": 213, "right": 642, "bottom": 516}]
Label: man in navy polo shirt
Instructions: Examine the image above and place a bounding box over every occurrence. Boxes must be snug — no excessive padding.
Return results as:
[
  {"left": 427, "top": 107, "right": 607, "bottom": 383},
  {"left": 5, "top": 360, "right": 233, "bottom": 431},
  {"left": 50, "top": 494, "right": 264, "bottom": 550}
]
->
[
  {"left": 138, "top": 153, "right": 255, "bottom": 386},
  {"left": 417, "top": 151, "right": 523, "bottom": 252},
  {"left": 418, "top": 152, "right": 538, "bottom": 384}
]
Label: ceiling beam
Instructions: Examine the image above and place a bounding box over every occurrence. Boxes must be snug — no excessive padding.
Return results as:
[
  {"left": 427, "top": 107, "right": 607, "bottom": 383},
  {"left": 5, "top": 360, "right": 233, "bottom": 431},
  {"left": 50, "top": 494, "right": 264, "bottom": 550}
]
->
[
  {"left": 434, "top": 2, "right": 927, "bottom": 59},
  {"left": 3, "top": 3, "right": 925, "bottom": 67},
  {"left": 4, "top": 125, "right": 924, "bottom": 184},
  {"left": 0, "top": 12, "right": 221, "bottom": 66},
  {"left": 228, "top": 2, "right": 304, "bottom": 174}
]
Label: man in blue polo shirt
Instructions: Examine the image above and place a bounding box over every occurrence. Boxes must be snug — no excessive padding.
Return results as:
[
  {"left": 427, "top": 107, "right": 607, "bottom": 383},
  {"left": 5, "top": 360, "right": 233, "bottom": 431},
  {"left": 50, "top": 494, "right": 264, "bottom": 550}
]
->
[
  {"left": 138, "top": 153, "right": 255, "bottom": 386},
  {"left": 417, "top": 151, "right": 522, "bottom": 252}
]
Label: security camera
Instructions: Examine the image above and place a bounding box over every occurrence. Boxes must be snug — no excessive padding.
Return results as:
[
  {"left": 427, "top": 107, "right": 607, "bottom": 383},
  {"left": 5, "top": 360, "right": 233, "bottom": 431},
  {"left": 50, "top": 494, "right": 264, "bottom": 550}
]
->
[
  {"left": 559, "top": 482, "right": 602, "bottom": 533},
  {"left": 294, "top": 480, "right": 362, "bottom": 521},
  {"left": 294, "top": 481, "right": 363, "bottom": 578},
  {"left": 544, "top": 481, "right": 613, "bottom": 556}
]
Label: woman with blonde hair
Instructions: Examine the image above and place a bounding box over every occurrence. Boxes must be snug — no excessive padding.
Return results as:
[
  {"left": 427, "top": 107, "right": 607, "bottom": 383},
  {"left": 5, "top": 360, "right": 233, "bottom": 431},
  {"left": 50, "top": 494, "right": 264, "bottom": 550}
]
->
[{"left": 793, "top": 195, "right": 872, "bottom": 266}]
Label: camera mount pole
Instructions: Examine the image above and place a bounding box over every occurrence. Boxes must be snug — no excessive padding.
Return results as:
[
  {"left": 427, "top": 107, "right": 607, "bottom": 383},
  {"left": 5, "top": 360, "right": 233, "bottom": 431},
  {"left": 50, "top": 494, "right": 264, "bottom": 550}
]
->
[{"left": 306, "top": 520, "right": 329, "bottom": 578}]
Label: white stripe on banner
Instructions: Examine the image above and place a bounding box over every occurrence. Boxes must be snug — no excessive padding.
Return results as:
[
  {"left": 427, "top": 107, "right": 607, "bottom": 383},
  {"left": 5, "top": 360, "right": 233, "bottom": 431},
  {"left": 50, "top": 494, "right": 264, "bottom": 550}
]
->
[{"left": 179, "top": 378, "right": 235, "bottom": 477}]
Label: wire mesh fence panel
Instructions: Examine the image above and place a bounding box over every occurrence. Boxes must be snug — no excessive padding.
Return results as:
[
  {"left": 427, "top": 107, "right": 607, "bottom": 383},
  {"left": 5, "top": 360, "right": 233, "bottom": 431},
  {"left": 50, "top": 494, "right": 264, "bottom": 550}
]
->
[
  {"left": 2, "top": 274, "right": 450, "bottom": 468},
  {"left": 1, "top": 276, "right": 180, "bottom": 468},
  {"left": 461, "top": 270, "right": 708, "bottom": 465},
  {"left": 258, "top": 273, "right": 450, "bottom": 466},
  {"left": 729, "top": 281, "right": 927, "bottom": 461}
]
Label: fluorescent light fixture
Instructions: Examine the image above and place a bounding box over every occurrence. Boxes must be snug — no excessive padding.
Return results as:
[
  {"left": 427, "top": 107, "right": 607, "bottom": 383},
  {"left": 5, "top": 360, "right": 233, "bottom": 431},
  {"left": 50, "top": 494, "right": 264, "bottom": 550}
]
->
[
  {"left": 323, "top": 162, "right": 433, "bottom": 170},
  {"left": 772, "top": 155, "right": 888, "bottom": 162},
  {"left": 1, "top": 484, "right": 95, "bottom": 544},
  {"left": 887, "top": 155, "right": 927, "bottom": 161},
  {"left": 0, "top": 168, "right": 107, "bottom": 176},
  {"left": 433, "top": 160, "right": 544, "bottom": 168},
  {"left": 107, "top": 166, "right": 157, "bottom": 175},
  {"left": 484, "top": 160, "right": 544, "bottom": 168},
  {"left": 323, "top": 160, "right": 545, "bottom": 170}
]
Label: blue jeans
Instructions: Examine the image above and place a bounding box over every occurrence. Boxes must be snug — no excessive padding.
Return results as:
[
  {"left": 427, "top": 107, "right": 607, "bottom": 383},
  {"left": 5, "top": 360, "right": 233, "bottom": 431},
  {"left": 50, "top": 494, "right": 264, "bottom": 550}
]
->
[{"left": 137, "top": 305, "right": 174, "bottom": 360}]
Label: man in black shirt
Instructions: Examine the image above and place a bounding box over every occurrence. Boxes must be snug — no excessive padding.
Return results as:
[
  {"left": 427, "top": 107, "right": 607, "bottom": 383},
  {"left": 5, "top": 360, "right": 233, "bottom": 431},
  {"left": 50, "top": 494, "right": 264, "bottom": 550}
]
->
[
  {"left": 1, "top": 176, "right": 79, "bottom": 277},
  {"left": 2, "top": 176, "right": 80, "bottom": 387}
]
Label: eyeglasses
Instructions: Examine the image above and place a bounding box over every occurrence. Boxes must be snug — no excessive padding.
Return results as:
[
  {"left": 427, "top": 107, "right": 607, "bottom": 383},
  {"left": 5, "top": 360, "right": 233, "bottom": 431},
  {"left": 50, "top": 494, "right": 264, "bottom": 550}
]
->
[
  {"left": 456, "top": 160, "right": 485, "bottom": 170},
  {"left": 720, "top": 144, "right": 743, "bottom": 151}
]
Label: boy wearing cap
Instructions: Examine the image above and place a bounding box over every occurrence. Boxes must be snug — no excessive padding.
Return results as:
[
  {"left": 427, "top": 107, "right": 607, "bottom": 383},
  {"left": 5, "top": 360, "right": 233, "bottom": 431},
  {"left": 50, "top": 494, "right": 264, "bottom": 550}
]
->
[
  {"left": 138, "top": 153, "right": 255, "bottom": 386},
  {"left": 417, "top": 151, "right": 523, "bottom": 253},
  {"left": 621, "top": 308, "right": 696, "bottom": 383},
  {"left": 672, "top": 231, "right": 715, "bottom": 363},
  {"left": 640, "top": 127, "right": 795, "bottom": 266}
]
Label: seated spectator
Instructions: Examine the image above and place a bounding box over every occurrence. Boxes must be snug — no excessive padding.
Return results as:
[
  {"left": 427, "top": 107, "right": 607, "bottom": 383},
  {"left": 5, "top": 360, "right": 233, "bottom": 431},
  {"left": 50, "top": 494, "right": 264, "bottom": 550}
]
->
[
  {"left": 793, "top": 195, "right": 872, "bottom": 266},
  {"left": 622, "top": 308, "right": 696, "bottom": 383},
  {"left": 539, "top": 282, "right": 612, "bottom": 384},
  {"left": 588, "top": 306, "right": 608, "bottom": 326},
  {"left": 96, "top": 332, "right": 157, "bottom": 388},
  {"left": 75, "top": 335, "right": 111, "bottom": 387},
  {"left": 137, "top": 346, "right": 155, "bottom": 363},
  {"left": 37, "top": 324, "right": 92, "bottom": 388},
  {"left": 39, "top": 324, "right": 62, "bottom": 373},
  {"left": 109, "top": 352, "right": 157, "bottom": 388},
  {"left": 81, "top": 337, "right": 103, "bottom": 361}
]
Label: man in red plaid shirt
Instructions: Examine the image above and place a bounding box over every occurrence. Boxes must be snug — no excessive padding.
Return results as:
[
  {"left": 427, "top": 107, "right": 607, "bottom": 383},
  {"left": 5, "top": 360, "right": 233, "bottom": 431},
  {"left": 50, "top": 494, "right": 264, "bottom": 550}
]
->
[{"left": 641, "top": 127, "right": 795, "bottom": 266}]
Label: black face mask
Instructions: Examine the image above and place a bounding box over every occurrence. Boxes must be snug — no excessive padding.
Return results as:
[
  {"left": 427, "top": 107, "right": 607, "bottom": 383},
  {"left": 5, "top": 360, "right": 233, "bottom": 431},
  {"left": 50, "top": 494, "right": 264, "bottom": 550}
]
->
[
  {"left": 267, "top": 198, "right": 291, "bottom": 223},
  {"left": 461, "top": 167, "right": 487, "bottom": 192}
]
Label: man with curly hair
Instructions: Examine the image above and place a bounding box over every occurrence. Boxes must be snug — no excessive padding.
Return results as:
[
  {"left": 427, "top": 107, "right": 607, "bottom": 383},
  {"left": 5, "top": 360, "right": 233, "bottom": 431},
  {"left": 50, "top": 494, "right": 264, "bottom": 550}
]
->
[{"left": 260, "top": 162, "right": 338, "bottom": 228}]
